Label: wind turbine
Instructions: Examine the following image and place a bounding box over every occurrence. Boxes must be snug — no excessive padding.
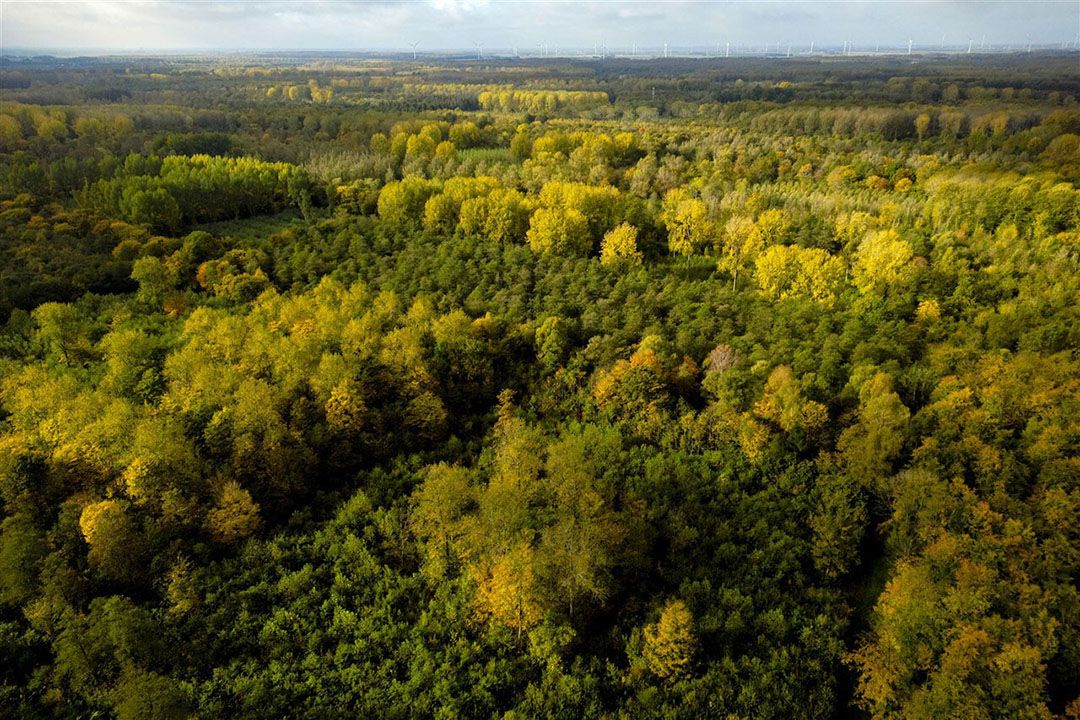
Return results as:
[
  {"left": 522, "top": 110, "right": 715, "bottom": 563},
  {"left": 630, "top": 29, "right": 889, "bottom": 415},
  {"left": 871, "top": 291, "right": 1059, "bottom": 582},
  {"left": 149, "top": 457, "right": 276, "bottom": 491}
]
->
[
  {"left": 967, "top": 39, "right": 973, "bottom": 54},
  {"left": 409, "top": 41, "right": 419, "bottom": 60},
  {"left": 907, "top": 39, "right": 913, "bottom": 55},
  {"left": 473, "top": 41, "right": 483, "bottom": 60},
  {"left": 664, "top": 42, "right": 669, "bottom": 58}
]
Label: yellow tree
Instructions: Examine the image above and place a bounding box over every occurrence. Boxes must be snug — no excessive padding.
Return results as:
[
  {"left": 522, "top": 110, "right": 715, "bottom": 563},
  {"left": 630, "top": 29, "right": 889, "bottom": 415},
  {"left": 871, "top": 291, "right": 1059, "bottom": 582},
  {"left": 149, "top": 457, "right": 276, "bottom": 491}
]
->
[
  {"left": 838, "top": 372, "right": 910, "bottom": 485},
  {"left": 422, "top": 193, "right": 458, "bottom": 234},
  {"left": 481, "top": 188, "right": 529, "bottom": 243},
  {"left": 165, "top": 555, "right": 200, "bottom": 618},
  {"left": 32, "top": 302, "right": 89, "bottom": 367},
  {"left": 755, "top": 245, "right": 844, "bottom": 305},
  {"left": 526, "top": 207, "right": 591, "bottom": 256},
  {"left": 717, "top": 215, "right": 764, "bottom": 290},
  {"left": 661, "top": 188, "right": 712, "bottom": 260},
  {"left": 325, "top": 380, "right": 367, "bottom": 435},
  {"left": 205, "top": 480, "right": 261, "bottom": 544},
  {"left": 410, "top": 463, "right": 476, "bottom": 579},
  {"left": 600, "top": 223, "right": 643, "bottom": 267},
  {"left": 754, "top": 365, "right": 828, "bottom": 432},
  {"left": 754, "top": 208, "right": 791, "bottom": 245},
  {"left": 852, "top": 516, "right": 1057, "bottom": 720},
  {"left": 790, "top": 246, "right": 845, "bottom": 304},
  {"left": 473, "top": 542, "right": 544, "bottom": 636},
  {"left": 853, "top": 229, "right": 914, "bottom": 296},
  {"left": 753, "top": 244, "right": 798, "bottom": 300},
  {"left": 643, "top": 599, "right": 695, "bottom": 680},
  {"left": 536, "top": 432, "right": 624, "bottom": 619},
  {"left": 79, "top": 500, "right": 146, "bottom": 582},
  {"left": 404, "top": 390, "right": 448, "bottom": 443}
]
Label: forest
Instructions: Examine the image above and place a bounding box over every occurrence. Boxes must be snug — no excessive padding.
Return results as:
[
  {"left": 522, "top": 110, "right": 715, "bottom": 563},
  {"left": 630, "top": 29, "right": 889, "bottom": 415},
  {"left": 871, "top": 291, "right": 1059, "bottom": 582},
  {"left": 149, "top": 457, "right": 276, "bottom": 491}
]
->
[{"left": 0, "top": 51, "right": 1078, "bottom": 719}]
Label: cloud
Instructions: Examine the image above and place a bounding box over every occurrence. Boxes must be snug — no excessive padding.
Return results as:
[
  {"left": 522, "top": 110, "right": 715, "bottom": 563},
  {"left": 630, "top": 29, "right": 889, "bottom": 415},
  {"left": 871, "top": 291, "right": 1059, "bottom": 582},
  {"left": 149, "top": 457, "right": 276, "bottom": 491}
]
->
[{"left": 2, "top": 0, "right": 1077, "bottom": 51}]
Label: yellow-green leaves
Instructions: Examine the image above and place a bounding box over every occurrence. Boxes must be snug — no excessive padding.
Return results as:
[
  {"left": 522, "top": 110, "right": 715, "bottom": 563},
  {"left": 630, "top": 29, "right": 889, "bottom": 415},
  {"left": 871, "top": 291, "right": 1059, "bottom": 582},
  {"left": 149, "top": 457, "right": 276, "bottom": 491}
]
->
[
  {"left": 754, "top": 365, "right": 828, "bottom": 433},
  {"left": 205, "top": 480, "right": 260, "bottom": 544},
  {"left": 80, "top": 500, "right": 146, "bottom": 582},
  {"left": 838, "top": 372, "right": 910, "bottom": 484}
]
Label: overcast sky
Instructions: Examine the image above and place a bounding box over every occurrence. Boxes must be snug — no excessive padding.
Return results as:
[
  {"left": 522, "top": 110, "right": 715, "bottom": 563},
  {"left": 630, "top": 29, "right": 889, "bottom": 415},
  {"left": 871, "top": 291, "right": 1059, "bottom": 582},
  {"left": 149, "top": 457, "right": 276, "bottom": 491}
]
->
[{"left": 3, "top": 0, "right": 1078, "bottom": 52}]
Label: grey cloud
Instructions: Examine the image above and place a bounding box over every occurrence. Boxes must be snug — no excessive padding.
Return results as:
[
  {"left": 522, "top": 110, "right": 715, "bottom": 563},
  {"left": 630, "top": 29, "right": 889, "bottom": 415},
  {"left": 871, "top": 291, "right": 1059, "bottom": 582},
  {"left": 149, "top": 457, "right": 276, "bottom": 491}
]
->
[{"left": 2, "top": 0, "right": 1076, "bottom": 50}]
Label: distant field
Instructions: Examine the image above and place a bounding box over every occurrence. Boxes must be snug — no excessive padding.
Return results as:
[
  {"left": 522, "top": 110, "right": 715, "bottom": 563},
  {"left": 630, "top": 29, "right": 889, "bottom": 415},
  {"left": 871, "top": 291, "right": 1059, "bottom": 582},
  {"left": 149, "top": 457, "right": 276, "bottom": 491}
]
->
[
  {"left": 196, "top": 210, "right": 307, "bottom": 240},
  {"left": 457, "top": 146, "right": 516, "bottom": 163}
]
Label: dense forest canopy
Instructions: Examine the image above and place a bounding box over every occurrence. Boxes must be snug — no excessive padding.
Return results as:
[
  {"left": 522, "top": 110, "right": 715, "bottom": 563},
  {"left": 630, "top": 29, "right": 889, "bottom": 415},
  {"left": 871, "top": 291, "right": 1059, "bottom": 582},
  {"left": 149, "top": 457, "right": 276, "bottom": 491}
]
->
[{"left": 0, "top": 51, "right": 1078, "bottom": 719}]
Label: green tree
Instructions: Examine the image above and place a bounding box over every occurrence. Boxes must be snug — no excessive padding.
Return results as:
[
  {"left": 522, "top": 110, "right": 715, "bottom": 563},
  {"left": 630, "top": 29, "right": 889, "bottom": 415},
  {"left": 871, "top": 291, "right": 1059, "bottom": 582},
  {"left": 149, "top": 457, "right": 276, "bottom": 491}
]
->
[
  {"left": 0, "top": 513, "right": 46, "bottom": 605},
  {"left": 131, "top": 256, "right": 178, "bottom": 309},
  {"left": 838, "top": 372, "right": 910, "bottom": 484},
  {"left": 32, "top": 303, "right": 87, "bottom": 366},
  {"left": 112, "top": 668, "right": 192, "bottom": 720},
  {"left": 79, "top": 500, "right": 147, "bottom": 583},
  {"left": 129, "top": 188, "right": 181, "bottom": 233}
]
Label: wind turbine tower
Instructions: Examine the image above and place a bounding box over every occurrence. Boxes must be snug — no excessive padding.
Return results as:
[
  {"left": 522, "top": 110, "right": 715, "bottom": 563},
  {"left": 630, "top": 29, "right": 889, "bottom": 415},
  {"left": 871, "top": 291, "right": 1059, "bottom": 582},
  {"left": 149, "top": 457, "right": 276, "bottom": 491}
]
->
[
  {"left": 907, "top": 39, "right": 913, "bottom": 55},
  {"left": 409, "top": 41, "right": 419, "bottom": 60},
  {"left": 473, "top": 41, "right": 483, "bottom": 60}
]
